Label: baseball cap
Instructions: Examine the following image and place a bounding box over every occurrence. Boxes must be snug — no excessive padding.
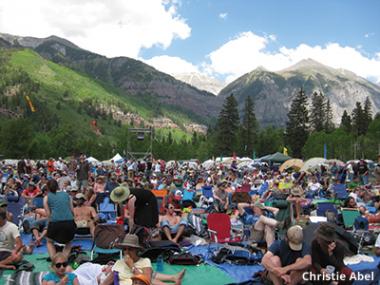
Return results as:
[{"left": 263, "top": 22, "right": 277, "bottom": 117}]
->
[{"left": 287, "top": 225, "right": 303, "bottom": 251}]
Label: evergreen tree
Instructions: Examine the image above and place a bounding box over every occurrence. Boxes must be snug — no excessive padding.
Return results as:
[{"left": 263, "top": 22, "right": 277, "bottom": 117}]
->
[
  {"left": 167, "top": 131, "right": 173, "bottom": 145},
  {"left": 191, "top": 131, "right": 198, "bottom": 145},
  {"left": 324, "top": 99, "right": 334, "bottom": 133},
  {"left": 340, "top": 110, "right": 352, "bottom": 133},
  {"left": 216, "top": 94, "right": 240, "bottom": 156},
  {"left": 310, "top": 91, "right": 325, "bottom": 132},
  {"left": 241, "top": 96, "right": 257, "bottom": 156},
  {"left": 363, "top": 97, "right": 373, "bottom": 134},
  {"left": 285, "top": 88, "right": 309, "bottom": 157},
  {"left": 352, "top": 102, "right": 365, "bottom": 136}
]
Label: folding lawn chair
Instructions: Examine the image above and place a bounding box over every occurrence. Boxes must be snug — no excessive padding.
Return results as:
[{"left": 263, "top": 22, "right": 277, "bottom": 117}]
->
[
  {"left": 341, "top": 208, "right": 361, "bottom": 229},
  {"left": 151, "top": 189, "right": 169, "bottom": 214},
  {"left": 316, "top": 202, "right": 338, "bottom": 217},
  {"left": 98, "top": 196, "right": 117, "bottom": 221},
  {"left": 333, "top": 184, "right": 349, "bottom": 200},
  {"left": 90, "top": 224, "right": 124, "bottom": 260},
  {"left": 207, "top": 213, "right": 242, "bottom": 243}
]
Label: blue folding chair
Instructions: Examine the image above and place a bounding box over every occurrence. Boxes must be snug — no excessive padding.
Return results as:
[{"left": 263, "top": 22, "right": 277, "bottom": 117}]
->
[
  {"left": 333, "top": 184, "right": 348, "bottom": 200},
  {"left": 201, "top": 185, "right": 213, "bottom": 199},
  {"left": 316, "top": 202, "right": 338, "bottom": 217},
  {"left": 98, "top": 196, "right": 117, "bottom": 221}
]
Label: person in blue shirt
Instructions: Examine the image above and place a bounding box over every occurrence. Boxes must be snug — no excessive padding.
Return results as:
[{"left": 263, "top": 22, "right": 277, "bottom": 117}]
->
[
  {"left": 262, "top": 225, "right": 312, "bottom": 285},
  {"left": 42, "top": 252, "right": 79, "bottom": 285}
]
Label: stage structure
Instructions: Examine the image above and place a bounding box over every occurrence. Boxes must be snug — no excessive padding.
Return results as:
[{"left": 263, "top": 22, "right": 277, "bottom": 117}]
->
[{"left": 126, "top": 127, "right": 153, "bottom": 160}]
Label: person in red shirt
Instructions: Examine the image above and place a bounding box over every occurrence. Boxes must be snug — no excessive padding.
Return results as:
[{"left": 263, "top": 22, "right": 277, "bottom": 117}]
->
[{"left": 22, "top": 182, "right": 41, "bottom": 206}]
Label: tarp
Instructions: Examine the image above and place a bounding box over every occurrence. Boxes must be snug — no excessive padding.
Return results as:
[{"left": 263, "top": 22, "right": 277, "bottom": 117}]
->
[
  {"left": 260, "top": 152, "right": 291, "bottom": 163},
  {"left": 202, "top": 159, "right": 215, "bottom": 170}
]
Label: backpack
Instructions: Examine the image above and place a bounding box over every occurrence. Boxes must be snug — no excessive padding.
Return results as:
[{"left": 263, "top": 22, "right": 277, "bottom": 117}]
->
[
  {"left": 93, "top": 224, "right": 125, "bottom": 249},
  {"left": 140, "top": 240, "right": 181, "bottom": 262},
  {"left": 167, "top": 252, "right": 202, "bottom": 265},
  {"left": 212, "top": 244, "right": 263, "bottom": 265}
]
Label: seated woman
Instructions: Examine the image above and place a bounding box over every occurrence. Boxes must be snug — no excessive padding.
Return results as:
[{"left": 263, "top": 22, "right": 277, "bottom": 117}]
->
[
  {"left": 160, "top": 203, "right": 188, "bottom": 243},
  {"left": 100, "top": 234, "right": 185, "bottom": 285},
  {"left": 311, "top": 223, "right": 353, "bottom": 285},
  {"left": 42, "top": 252, "right": 79, "bottom": 285}
]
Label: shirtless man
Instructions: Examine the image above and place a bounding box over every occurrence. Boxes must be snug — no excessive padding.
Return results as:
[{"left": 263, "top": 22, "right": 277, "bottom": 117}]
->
[
  {"left": 73, "top": 193, "right": 98, "bottom": 236},
  {"left": 160, "top": 203, "right": 187, "bottom": 243}
]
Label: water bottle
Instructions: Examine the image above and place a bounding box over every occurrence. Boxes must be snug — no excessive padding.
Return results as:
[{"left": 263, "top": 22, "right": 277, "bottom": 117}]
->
[{"left": 156, "top": 255, "right": 164, "bottom": 272}]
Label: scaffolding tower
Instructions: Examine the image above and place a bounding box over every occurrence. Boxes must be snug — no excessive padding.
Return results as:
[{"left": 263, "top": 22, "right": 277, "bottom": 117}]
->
[{"left": 126, "top": 127, "right": 153, "bottom": 161}]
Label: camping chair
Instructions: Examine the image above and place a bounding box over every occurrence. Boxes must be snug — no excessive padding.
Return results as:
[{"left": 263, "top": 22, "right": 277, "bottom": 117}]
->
[
  {"left": 90, "top": 224, "right": 124, "bottom": 260},
  {"left": 32, "top": 197, "right": 44, "bottom": 209},
  {"left": 341, "top": 208, "right": 361, "bottom": 229},
  {"left": 200, "top": 186, "right": 214, "bottom": 210},
  {"left": 98, "top": 196, "right": 117, "bottom": 222},
  {"left": 207, "top": 213, "right": 242, "bottom": 243},
  {"left": 333, "top": 184, "right": 349, "bottom": 200},
  {"left": 271, "top": 200, "right": 293, "bottom": 239},
  {"left": 151, "top": 189, "right": 169, "bottom": 214},
  {"left": 316, "top": 202, "right": 338, "bottom": 217}
]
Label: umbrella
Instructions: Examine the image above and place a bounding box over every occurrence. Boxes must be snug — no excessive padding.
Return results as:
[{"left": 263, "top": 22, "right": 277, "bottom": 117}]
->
[
  {"left": 279, "top": 159, "right": 304, "bottom": 172},
  {"left": 202, "top": 159, "right": 215, "bottom": 170},
  {"left": 166, "top": 160, "right": 176, "bottom": 170},
  {"left": 327, "top": 159, "right": 345, "bottom": 167},
  {"left": 300, "top": 157, "right": 327, "bottom": 172}
]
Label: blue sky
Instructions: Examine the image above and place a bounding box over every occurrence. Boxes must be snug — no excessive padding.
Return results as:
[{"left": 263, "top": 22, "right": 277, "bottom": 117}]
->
[
  {"left": 142, "top": 0, "right": 379, "bottom": 62},
  {"left": 0, "top": 0, "right": 379, "bottom": 85}
]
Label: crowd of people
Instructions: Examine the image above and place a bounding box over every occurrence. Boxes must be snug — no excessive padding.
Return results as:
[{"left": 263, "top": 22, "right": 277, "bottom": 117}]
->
[{"left": 0, "top": 155, "right": 379, "bottom": 285}]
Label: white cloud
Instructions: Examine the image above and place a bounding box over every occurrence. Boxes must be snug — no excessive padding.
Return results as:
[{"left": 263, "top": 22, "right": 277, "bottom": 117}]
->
[
  {"left": 364, "top": 32, "right": 375, "bottom": 38},
  {"left": 144, "top": 55, "right": 199, "bottom": 75},
  {"left": 205, "top": 31, "right": 380, "bottom": 84},
  {"left": 219, "top": 13, "right": 228, "bottom": 20},
  {"left": 0, "top": 0, "right": 191, "bottom": 58}
]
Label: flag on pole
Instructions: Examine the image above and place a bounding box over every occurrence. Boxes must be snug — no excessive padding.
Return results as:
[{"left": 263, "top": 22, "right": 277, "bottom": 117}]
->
[{"left": 283, "top": 147, "right": 288, "bottom": 156}]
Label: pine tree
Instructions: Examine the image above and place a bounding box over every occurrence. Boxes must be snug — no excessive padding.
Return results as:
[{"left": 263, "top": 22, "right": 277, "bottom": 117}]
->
[
  {"left": 324, "top": 99, "right": 334, "bottom": 133},
  {"left": 241, "top": 96, "right": 257, "bottom": 156},
  {"left": 363, "top": 97, "right": 373, "bottom": 134},
  {"left": 216, "top": 94, "right": 240, "bottom": 155},
  {"left": 310, "top": 91, "right": 325, "bottom": 132},
  {"left": 340, "top": 110, "right": 351, "bottom": 133},
  {"left": 285, "top": 88, "right": 309, "bottom": 157},
  {"left": 351, "top": 102, "right": 365, "bottom": 136}
]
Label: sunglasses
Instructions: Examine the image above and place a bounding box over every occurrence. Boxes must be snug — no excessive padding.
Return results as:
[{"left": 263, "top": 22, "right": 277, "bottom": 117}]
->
[{"left": 54, "top": 262, "right": 68, "bottom": 268}]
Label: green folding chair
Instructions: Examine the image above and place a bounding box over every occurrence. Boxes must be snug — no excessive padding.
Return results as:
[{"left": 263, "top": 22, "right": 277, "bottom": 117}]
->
[{"left": 341, "top": 208, "right": 361, "bottom": 229}]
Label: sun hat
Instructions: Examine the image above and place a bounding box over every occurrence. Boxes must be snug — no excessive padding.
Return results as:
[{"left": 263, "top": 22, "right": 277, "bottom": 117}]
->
[
  {"left": 110, "top": 186, "right": 130, "bottom": 203},
  {"left": 117, "top": 234, "right": 141, "bottom": 249},
  {"left": 131, "top": 274, "right": 151, "bottom": 285},
  {"left": 75, "top": 193, "right": 86, "bottom": 200},
  {"left": 287, "top": 225, "right": 303, "bottom": 251}
]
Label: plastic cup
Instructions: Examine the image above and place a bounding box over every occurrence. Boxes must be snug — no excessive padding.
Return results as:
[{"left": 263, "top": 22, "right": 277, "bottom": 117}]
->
[{"left": 326, "top": 265, "right": 335, "bottom": 275}]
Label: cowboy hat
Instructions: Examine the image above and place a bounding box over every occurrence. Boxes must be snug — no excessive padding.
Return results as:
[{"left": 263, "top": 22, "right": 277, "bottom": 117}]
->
[
  {"left": 117, "top": 234, "right": 142, "bottom": 249},
  {"left": 110, "top": 186, "right": 130, "bottom": 203}
]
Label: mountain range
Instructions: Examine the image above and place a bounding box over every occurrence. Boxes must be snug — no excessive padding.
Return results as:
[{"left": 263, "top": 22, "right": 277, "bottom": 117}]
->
[
  {"left": 218, "top": 59, "right": 380, "bottom": 126},
  {"left": 1, "top": 32, "right": 380, "bottom": 129}
]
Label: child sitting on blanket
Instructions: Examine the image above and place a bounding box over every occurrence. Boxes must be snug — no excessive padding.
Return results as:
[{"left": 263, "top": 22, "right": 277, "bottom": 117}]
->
[{"left": 42, "top": 252, "right": 79, "bottom": 285}]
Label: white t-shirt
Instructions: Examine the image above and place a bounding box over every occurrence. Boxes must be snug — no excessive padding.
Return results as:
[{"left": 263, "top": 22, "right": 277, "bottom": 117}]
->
[
  {"left": 0, "top": 221, "right": 20, "bottom": 252},
  {"left": 112, "top": 257, "right": 152, "bottom": 285}
]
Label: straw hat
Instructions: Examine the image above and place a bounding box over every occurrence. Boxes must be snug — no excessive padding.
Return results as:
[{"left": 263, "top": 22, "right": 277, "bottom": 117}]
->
[
  {"left": 110, "top": 186, "right": 130, "bottom": 203},
  {"left": 117, "top": 234, "right": 141, "bottom": 249},
  {"left": 131, "top": 274, "right": 151, "bottom": 285}
]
